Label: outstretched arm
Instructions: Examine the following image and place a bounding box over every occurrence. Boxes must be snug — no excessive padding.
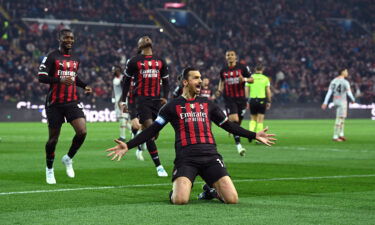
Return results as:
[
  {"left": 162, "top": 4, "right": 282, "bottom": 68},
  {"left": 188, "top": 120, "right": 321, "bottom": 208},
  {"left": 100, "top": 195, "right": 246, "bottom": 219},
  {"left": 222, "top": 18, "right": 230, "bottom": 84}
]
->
[
  {"left": 106, "top": 122, "right": 164, "bottom": 161},
  {"left": 220, "top": 121, "right": 276, "bottom": 146}
]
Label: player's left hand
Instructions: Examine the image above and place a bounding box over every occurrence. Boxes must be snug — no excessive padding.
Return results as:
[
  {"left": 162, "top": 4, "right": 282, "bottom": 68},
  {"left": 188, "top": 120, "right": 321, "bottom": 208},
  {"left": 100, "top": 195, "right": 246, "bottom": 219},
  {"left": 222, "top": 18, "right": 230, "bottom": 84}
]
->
[
  {"left": 321, "top": 104, "right": 327, "bottom": 110},
  {"left": 106, "top": 139, "right": 129, "bottom": 161},
  {"left": 84, "top": 86, "right": 93, "bottom": 94},
  {"left": 266, "top": 103, "right": 271, "bottom": 110},
  {"left": 255, "top": 127, "right": 276, "bottom": 146},
  {"left": 160, "top": 98, "right": 167, "bottom": 105}
]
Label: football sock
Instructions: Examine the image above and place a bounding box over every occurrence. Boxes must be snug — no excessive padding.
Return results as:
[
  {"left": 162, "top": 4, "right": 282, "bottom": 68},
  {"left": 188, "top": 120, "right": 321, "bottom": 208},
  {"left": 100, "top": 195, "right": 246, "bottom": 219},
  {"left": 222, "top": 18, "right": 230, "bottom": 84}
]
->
[
  {"left": 233, "top": 121, "right": 241, "bottom": 144},
  {"left": 67, "top": 133, "right": 86, "bottom": 159},
  {"left": 146, "top": 140, "right": 161, "bottom": 167},
  {"left": 249, "top": 120, "right": 256, "bottom": 132},
  {"left": 45, "top": 141, "right": 57, "bottom": 169},
  {"left": 339, "top": 118, "right": 345, "bottom": 137},
  {"left": 333, "top": 117, "right": 341, "bottom": 139},
  {"left": 256, "top": 122, "right": 264, "bottom": 132},
  {"left": 119, "top": 117, "right": 126, "bottom": 139}
]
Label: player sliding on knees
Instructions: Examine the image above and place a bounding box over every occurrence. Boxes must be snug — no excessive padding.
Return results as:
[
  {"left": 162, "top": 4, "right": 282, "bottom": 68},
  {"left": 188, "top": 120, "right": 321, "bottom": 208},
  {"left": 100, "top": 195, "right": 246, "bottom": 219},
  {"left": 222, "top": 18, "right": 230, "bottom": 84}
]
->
[{"left": 105, "top": 67, "right": 276, "bottom": 204}]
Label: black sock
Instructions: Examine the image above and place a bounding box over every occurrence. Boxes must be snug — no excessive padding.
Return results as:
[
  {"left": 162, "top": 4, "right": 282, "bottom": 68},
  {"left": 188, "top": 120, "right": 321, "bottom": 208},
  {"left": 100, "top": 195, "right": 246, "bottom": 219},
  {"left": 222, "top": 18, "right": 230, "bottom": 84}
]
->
[
  {"left": 45, "top": 141, "right": 57, "bottom": 169},
  {"left": 132, "top": 128, "right": 143, "bottom": 151},
  {"left": 233, "top": 121, "right": 241, "bottom": 145},
  {"left": 146, "top": 140, "right": 161, "bottom": 167},
  {"left": 67, "top": 133, "right": 86, "bottom": 159}
]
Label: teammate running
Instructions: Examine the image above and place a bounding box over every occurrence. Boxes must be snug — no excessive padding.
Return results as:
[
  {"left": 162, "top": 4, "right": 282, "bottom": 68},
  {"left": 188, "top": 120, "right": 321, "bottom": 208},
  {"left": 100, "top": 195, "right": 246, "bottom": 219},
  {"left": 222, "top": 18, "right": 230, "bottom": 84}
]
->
[
  {"left": 38, "top": 29, "right": 92, "bottom": 184},
  {"left": 216, "top": 50, "right": 253, "bottom": 156},
  {"left": 121, "top": 36, "right": 169, "bottom": 177}
]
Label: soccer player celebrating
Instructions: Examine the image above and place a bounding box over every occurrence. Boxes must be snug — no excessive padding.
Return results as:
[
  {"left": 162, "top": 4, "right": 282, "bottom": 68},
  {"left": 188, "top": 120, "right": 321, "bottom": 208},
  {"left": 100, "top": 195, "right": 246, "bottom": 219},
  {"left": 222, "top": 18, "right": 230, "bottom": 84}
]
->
[
  {"left": 245, "top": 64, "right": 272, "bottom": 137},
  {"left": 216, "top": 50, "right": 253, "bottom": 156},
  {"left": 112, "top": 65, "right": 131, "bottom": 142},
  {"left": 38, "top": 29, "right": 92, "bottom": 184},
  {"left": 121, "top": 36, "right": 169, "bottom": 177},
  {"left": 321, "top": 68, "right": 355, "bottom": 141},
  {"left": 200, "top": 78, "right": 214, "bottom": 100},
  {"left": 106, "top": 67, "right": 276, "bottom": 204}
]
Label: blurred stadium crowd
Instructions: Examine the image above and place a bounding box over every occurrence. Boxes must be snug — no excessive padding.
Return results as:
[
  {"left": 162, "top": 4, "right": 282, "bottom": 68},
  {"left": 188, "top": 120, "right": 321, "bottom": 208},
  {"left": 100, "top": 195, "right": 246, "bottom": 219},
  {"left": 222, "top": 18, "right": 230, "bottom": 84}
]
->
[{"left": 0, "top": 0, "right": 374, "bottom": 104}]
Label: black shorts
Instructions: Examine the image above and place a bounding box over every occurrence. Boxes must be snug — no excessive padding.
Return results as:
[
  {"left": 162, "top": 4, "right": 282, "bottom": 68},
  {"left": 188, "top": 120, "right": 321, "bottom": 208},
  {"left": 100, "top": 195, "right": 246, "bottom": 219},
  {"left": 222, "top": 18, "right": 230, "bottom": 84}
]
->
[
  {"left": 135, "top": 97, "right": 162, "bottom": 123},
  {"left": 224, "top": 97, "right": 247, "bottom": 117},
  {"left": 46, "top": 102, "right": 85, "bottom": 128},
  {"left": 249, "top": 98, "right": 267, "bottom": 115},
  {"left": 172, "top": 154, "right": 229, "bottom": 187},
  {"left": 128, "top": 102, "right": 138, "bottom": 120}
]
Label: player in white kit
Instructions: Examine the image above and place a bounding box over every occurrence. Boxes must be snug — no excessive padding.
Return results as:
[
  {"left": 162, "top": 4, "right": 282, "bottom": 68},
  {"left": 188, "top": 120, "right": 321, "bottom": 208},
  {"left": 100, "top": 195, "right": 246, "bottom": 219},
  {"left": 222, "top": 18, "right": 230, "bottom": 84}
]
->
[
  {"left": 112, "top": 65, "right": 131, "bottom": 141},
  {"left": 321, "top": 69, "right": 355, "bottom": 141}
]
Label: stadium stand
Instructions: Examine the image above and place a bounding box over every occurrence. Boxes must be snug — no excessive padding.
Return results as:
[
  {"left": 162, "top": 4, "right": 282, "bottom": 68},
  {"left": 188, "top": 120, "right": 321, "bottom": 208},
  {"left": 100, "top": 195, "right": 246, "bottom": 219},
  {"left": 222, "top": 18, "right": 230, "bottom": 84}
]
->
[{"left": 0, "top": 0, "right": 374, "bottom": 104}]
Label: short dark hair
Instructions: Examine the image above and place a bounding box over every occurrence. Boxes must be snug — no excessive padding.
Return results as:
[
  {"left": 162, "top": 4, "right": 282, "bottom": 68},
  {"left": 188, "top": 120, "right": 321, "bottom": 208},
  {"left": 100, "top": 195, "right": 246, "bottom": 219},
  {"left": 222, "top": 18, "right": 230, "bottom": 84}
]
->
[
  {"left": 339, "top": 68, "right": 347, "bottom": 75},
  {"left": 58, "top": 28, "right": 73, "bottom": 38},
  {"left": 180, "top": 67, "right": 198, "bottom": 82},
  {"left": 255, "top": 64, "right": 265, "bottom": 71}
]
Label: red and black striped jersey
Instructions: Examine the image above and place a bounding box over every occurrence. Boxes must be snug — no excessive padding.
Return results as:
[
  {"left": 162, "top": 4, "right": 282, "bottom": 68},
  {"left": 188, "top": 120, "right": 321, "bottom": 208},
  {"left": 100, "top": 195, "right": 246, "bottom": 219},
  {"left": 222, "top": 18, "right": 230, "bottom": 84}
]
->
[
  {"left": 155, "top": 96, "right": 228, "bottom": 158},
  {"left": 38, "top": 50, "right": 86, "bottom": 106},
  {"left": 125, "top": 54, "right": 169, "bottom": 98},
  {"left": 200, "top": 87, "right": 213, "bottom": 99},
  {"left": 219, "top": 63, "right": 251, "bottom": 98}
]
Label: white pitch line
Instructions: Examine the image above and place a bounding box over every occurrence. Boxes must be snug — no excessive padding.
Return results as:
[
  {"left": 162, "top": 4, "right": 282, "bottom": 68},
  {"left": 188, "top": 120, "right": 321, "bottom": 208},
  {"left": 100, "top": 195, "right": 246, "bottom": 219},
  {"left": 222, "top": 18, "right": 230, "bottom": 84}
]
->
[{"left": 1, "top": 174, "right": 375, "bottom": 196}]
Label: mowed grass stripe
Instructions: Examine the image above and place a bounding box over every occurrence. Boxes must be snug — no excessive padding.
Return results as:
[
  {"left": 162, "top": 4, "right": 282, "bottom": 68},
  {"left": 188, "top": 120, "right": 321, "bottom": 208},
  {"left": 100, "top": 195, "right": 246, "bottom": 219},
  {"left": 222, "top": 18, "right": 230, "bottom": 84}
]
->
[{"left": 1, "top": 174, "right": 374, "bottom": 196}]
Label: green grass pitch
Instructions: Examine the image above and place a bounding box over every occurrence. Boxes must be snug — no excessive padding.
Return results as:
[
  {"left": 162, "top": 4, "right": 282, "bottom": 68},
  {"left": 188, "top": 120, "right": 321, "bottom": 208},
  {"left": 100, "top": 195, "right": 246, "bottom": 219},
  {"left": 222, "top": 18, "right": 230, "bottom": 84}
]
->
[{"left": 0, "top": 119, "right": 374, "bottom": 225}]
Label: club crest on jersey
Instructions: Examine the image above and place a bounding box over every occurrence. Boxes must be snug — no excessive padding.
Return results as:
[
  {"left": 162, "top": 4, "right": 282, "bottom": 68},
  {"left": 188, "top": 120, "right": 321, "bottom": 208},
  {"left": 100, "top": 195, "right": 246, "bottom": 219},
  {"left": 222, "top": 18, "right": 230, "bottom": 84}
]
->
[
  {"left": 200, "top": 104, "right": 204, "bottom": 110},
  {"left": 66, "top": 62, "right": 70, "bottom": 69},
  {"left": 190, "top": 104, "right": 195, "bottom": 109},
  {"left": 230, "top": 72, "right": 233, "bottom": 76}
]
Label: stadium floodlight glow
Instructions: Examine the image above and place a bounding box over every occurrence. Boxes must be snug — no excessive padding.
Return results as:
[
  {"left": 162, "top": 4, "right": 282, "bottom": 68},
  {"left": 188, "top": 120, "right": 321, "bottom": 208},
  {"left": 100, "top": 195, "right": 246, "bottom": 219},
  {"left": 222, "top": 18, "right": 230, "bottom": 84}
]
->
[
  {"left": 159, "top": 28, "right": 164, "bottom": 32},
  {"left": 44, "top": 8, "right": 48, "bottom": 12},
  {"left": 171, "top": 18, "right": 176, "bottom": 23}
]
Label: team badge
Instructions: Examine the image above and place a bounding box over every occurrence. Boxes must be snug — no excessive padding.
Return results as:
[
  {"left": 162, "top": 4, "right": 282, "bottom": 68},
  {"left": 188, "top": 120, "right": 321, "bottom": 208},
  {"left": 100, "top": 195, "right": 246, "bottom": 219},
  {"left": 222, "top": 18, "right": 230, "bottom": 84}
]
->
[
  {"left": 230, "top": 72, "right": 233, "bottom": 76},
  {"left": 190, "top": 104, "right": 195, "bottom": 109},
  {"left": 200, "top": 104, "right": 204, "bottom": 110},
  {"left": 66, "top": 62, "right": 70, "bottom": 69}
]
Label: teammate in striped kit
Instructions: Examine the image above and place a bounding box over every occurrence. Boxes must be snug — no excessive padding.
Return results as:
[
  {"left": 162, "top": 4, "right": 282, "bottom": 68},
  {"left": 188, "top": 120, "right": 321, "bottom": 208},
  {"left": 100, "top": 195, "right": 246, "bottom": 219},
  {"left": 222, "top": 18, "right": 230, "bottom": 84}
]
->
[
  {"left": 38, "top": 29, "right": 92, "bottom": 184},
  {"left": 321, "top": 69, "right": 355, "bottom": 141},
  {"left": 106, "top": 67, "right": 276, "bottom": 204},
  {"left": 216, "top": 50, "right": 253, "bottom": 156},
  {"left": 121, "top": 36, "right": 169, "bottom": 177}
]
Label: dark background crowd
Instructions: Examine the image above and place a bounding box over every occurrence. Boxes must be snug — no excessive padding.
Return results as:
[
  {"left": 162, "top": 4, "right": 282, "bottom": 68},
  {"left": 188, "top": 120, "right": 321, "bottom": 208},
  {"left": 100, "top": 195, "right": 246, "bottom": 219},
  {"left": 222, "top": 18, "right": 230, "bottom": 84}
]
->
[{"left": 0, "top": 0, "right": 374, "bottom": 105}]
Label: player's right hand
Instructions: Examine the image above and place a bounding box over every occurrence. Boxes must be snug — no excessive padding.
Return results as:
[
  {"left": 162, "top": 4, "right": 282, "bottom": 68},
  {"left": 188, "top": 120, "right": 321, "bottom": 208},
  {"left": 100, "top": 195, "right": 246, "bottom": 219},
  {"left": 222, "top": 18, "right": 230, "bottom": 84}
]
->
[
  {"left": 321, "top": 104, "right": 327, "bottom": 110},
  {"left": 61, "top": 76, "right": 74, "bottom": 85},
  {"left": 106, "top": 139, "right": 129, "bottom": 161}
]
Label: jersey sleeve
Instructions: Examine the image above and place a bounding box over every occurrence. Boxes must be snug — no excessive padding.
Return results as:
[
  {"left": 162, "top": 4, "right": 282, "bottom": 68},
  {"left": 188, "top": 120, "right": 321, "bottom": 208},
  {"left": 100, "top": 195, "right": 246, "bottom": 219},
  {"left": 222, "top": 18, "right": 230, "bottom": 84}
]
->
[
  {"left": 160, "top": 58, "right": 169, "bottom": 79},
  {"left": 154, "top": 102, "right": 172, "bottom": 127},
  {"left": 219, "top": 69, "right": 225, "bottom": 81},
  {"left": 266, "top": 77, "right": 271, "bottom": 86},
  {"left": 38, "top": 53, "right": 59, "bottom": 84},
  {"left": 124, "top": 58, "right": 137, "bottom": 78},
  {"left": 209, "top": 100, "right": 228, "bottom": 126},
  {"left": 242, "top": 64, "right": 251, "bottom": 78}
]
